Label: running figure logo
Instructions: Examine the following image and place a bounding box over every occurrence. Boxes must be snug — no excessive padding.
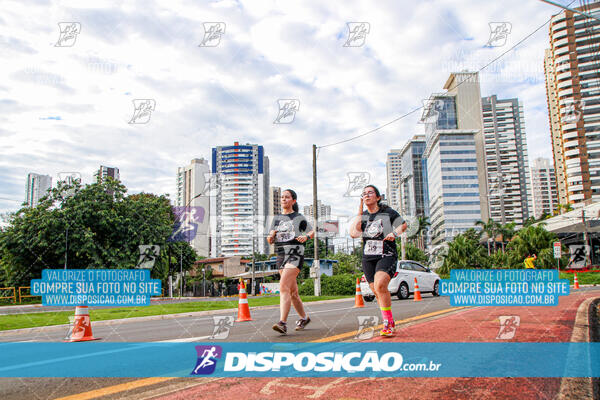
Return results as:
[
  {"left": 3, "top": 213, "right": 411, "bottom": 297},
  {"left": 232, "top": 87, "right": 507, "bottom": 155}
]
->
[
  {"left": 355, "top": 316, "right": 379, "bottom": 340},
  {"left": 55, "top": 22, "right": 81, "bottom": 47},
  {"left": 496, "top": 316, "right": 520, "bottom": 340},
  {"left": 199, "top": 22, "right": 226, "bottom": 47},
  {"left": 344, "top": 172, "right": 370, "bottom": 197},
  {"left": 563, "top": 99, "right": 585, "bottom": 124},
  {"left": 136, "top": 245, "right": 160, "bottom": 269},
  {"left": 569, "top": 245, "right": 590, "bottom": 269},
  {"left": 343, "top": 22, "right": 370, "bottom": 47},
  {"left": 202, "top": 171, "right": 220, "bottom": 197},
  {"left": 169, "top": 206, "right": 205, "bottom": 242},
  {"left": 191, "top": 345, "right": 222, "bottom": 375},
  {"left": 211, "top": 316, "right": 234, "bottom": 339},
  {"left": 486, "top": 22, "right": 511, "bottom": 47},
  {"left": 128, "top": 99, "right": 156, "bottom": 124},
  {"left": 274, "top": 99, "right": 300, "bottom": 124}
]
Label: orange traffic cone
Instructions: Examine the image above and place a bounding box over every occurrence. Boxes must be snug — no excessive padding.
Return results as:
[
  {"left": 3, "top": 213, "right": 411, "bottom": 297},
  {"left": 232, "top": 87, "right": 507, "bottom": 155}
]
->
[
  {"left": 413, "top": 278, "right": 422, "bottom": 302},
  {"left": 354, "top": 278, "right": 365, "bottom": 308},
  {"left": 65, "top": 306, "right": 98, "bottom": 342},
  {"left": 236, "top": 279, "right": 252, "bottom": 321},
  {"left": 574, "top": 273, "right": 580, "bottom": 289}
]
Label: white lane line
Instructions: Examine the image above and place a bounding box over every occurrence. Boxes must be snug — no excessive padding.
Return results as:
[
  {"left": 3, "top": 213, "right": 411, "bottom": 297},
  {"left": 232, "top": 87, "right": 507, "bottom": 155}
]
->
[{"left": 155, "top": 336, "right": 211, "bottom": 343}]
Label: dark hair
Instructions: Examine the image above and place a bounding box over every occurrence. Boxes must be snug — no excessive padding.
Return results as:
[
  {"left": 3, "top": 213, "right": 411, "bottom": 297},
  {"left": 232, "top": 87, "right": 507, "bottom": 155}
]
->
[
  {"left": 283, "top": 189, "right": 299, "bottom": 212},
  {"left": 364, "top": 185, "right": 387, "bottom": 210}
]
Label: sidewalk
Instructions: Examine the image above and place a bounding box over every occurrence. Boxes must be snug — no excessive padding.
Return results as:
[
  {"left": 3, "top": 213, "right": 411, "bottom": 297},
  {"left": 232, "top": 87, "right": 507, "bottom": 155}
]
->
[{"left": 158, "top": 288, "right": 600, "bottom": 400}]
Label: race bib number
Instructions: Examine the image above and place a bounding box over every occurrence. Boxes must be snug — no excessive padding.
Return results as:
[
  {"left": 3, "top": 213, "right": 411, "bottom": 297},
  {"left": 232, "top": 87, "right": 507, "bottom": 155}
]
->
[
  {"left": 364, "top": 240, "right": 383, "bottom": 256},
  {"left": 276, "top": 232, "right": 295, "bottom": 242}
]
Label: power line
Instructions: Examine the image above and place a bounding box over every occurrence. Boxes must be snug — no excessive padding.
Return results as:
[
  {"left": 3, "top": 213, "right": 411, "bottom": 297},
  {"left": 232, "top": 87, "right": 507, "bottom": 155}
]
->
[{"left": 319, "top": 3, "right": 574, "bottom": 149}]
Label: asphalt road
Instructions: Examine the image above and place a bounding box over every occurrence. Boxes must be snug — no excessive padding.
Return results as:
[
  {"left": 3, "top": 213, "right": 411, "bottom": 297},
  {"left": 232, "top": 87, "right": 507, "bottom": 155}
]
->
[
  {"left": 3, "top": 288, "right": 598, "bottom": 400},
  {"left": 0, "top": 295, "right": 276, "bottom": 315},
  {"left": 0, "top": 293, "right": 453, "bottom": 399}
]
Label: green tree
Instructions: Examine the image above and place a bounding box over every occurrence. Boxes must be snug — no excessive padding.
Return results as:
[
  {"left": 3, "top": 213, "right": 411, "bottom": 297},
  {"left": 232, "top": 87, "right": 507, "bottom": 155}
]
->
[
  {"left": 439, "top": 233, "right": 487, "bottom": 275},
  {"left": 330, "top": 252, "right": 361, "bottom": 275},
  {"left": 304, "top": 238, "right": 327, "bottom": 259},
  {"left": 402, "top": 242, "right": 428, "bottom": 263},
  {"left": 476, "top": 219, "right": 501, "bottom": 254},
  {"left": 0, "top": 178, "right": 195, "bottom": 287},
  {"left": 408, "top": 216, "right": 430, "bottom": 250},
  {"left": 554, "top": 203, "right": 573, "bottom": 216},
  {"left": 506, "top": 224, "right": 558, "bottom": 269}
]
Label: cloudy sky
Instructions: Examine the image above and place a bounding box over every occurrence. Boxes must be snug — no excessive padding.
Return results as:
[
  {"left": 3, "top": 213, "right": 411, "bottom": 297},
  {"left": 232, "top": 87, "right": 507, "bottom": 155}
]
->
[{"left": 1, "top": 0, "right": 569, "bottom": 230}]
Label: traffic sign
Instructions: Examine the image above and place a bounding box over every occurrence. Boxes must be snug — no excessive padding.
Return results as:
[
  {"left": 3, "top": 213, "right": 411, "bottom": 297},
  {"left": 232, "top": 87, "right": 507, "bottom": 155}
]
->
[{"left": 553, "top": 242, "right": 561, "bottom": 259}]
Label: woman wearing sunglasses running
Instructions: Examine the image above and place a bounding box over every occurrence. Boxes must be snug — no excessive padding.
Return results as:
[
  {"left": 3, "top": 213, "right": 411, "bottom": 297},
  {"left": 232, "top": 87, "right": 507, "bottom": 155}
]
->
[
  {"left": 350, "top": 185, "right": 407, "bottom": 337},
  {"left": 267, "top": 189, "right": 314, "bottom": 335}
]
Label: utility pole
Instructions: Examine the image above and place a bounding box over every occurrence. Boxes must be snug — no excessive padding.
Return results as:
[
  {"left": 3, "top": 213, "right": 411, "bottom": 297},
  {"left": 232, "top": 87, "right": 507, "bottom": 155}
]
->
[
  {"left": 400, "top": 233, "right": 406, "bottom": 260},
  {"left": 64, "top": 226, "right": 68, "bottom": 269},
  {"left": 179, "top": 245, "right": 183, "bottom": 297},
  {"left": 312, "top": 144, "right": 321, "bottom": 296},
  {"left": 582, "top": 209, "right": 591, "bottom": 267},
  {"left": 168, "top": 245, "right": 173, "bottom": 297}
]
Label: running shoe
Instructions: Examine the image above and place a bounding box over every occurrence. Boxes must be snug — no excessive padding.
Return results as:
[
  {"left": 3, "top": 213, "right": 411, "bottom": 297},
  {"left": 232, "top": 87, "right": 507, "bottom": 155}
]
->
[
  {"left": 295, "top": 316, "right": 311, "bottom": 331},
  {"left": 380, "top": 319, "right": 395, "bottom": 337},
  {"left": 272, "top": 320, "right": 287, "bottom": 334}
]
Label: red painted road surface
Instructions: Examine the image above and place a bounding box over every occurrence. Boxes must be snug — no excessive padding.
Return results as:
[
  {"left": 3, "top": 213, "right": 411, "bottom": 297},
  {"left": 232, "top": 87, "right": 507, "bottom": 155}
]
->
[{"left": 158, "top": 289, "right": 600, "bottom": 400}]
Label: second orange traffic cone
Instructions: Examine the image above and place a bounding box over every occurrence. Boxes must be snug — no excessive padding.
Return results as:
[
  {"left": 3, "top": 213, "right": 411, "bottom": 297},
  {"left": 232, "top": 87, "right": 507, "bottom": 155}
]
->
[
  {"left": 413, "top": 278, "right": 422, "bottom": 302},
  {"left": 236, "top": 279, "right": 253, "bottom": 321},
  {"left": 65, "top": 305, "right": 98, "bottom": 342},
  {"left": 574, "top": 273, "right": 580, "bottom": 289},
  {"left": 354, "top": 278, "right": 365, "bottom": 308}
]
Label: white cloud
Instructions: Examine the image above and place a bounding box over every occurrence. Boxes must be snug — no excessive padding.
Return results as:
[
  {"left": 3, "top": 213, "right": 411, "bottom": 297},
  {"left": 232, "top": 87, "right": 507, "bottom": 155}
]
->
[{"left": 0, "top": 0, "right": 563, "bottom": 234}]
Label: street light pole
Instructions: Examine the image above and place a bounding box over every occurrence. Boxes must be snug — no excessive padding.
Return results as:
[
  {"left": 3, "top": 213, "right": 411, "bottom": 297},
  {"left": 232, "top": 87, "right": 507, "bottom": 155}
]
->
[
  {"left": 170, "top": 192, "right": 204, "bottom": 299},
  {"left": 202, "top": 267, "right": 206, "bottom": 297},
  {"left": 312, "top": 144, "right": 321, "bottom": 296}
]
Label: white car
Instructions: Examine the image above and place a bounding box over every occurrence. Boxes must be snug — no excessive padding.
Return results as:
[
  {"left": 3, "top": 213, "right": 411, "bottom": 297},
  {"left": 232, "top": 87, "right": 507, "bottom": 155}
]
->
[{"left": 360, "top": 260, "right": 440, "bottom": 301}]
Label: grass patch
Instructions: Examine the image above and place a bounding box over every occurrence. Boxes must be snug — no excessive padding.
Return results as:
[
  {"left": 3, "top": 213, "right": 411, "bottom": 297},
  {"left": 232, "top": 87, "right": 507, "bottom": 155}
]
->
[
  {"left": 0, "top": 295, "right": 349, "bottom": 331},
  {"left": 560, "top": 271, "right": 600, "bottom": 285}
]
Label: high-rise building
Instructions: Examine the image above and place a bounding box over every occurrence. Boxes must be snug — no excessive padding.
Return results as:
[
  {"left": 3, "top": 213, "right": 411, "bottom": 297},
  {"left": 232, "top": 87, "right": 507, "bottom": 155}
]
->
[
  {"left": 530, "top": 157, "right": 558, "bottom": 218},
  {"left": 270, "top": 186, "right": 282, "bottom": 216},
  {"left": 211, "top": 142, "right": 269, "bottom": 257},
  {"left": 481, "top": 95, "right": 532, "bottom": 226},
  {"left": 175, "top": 158, "right": 211, "bottom": 257},
  {"left": 25, "top": 173, "right": 52, "bottom": 207},
  {"left": 268, "top": 186, "right": 281, "bottom": 254},
  {"left": 304, "top": 200, "right": 332, "bottom": 221},
  {"left": 386, "top": 150, "right": 402, "bottom": 211},
  {"left": 399, "top": 135, "right": 428, "bottom": 218},
  {"left": 98, "top": 165, "right": 120, "bottom": 182},
  {"left": 545, "top": 2, "right": 600, "bottom": 206},
  {"left": 544, "top": 49, "right": 569, "bottom": 205},
  {"left": 422, "top": 72, "right": 488, "bottom": 245}
]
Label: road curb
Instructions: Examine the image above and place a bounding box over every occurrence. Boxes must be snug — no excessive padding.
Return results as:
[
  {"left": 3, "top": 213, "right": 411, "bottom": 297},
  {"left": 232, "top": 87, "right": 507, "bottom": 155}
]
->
[
  {"left": 0, "top": 297, "right": 353, "bottom": 337},
  {"left": 556, "top": 296, "right": 600, "bottom": 399}
]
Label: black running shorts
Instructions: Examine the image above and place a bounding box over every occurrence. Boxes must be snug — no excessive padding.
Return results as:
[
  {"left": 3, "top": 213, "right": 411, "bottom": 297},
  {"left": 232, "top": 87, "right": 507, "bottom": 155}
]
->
[{"left": 362, "top": 256, "right": 397, "bottom": 283}]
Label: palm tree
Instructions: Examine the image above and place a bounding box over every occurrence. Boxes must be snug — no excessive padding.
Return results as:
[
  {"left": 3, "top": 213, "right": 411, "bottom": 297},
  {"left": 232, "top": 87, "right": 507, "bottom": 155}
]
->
[
  {"left": 562, "top": 203, "right": 574, "bottom": 214},
  {"left": 440, "top": 233, "right": 487, "bottom": 274},
  {"left": 498, "top": 222, "right": 517, "bottom": 253},
  {"left": 416, "top": 216, "right": 430, "bottom": 251},
  {"left": 554, "top": 203, "right": 574, "bottom": 216},
  {"left": 507, "top": 225, "right": 557, "bottom": 268},
  {"left": 476, "top": 219, "right": 500, "bottom": 255}
]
